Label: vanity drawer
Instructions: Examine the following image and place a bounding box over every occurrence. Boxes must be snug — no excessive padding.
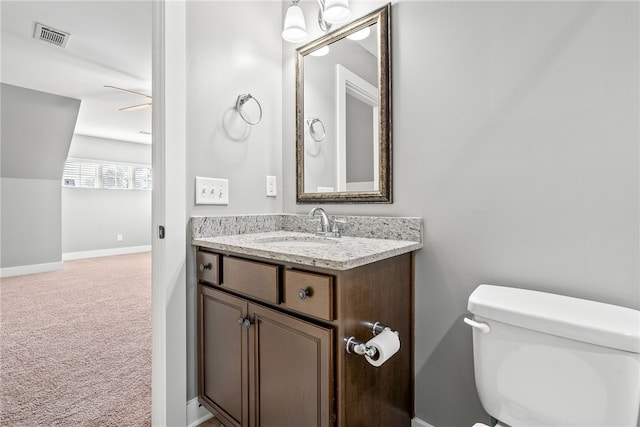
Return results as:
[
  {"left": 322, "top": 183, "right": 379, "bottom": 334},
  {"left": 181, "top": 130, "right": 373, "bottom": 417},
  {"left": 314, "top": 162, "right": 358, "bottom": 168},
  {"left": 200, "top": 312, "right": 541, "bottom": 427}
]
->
[
  {"left": 196, "top": 251, "right": 219, "bottom": 285},
  {"left": 223, "top": 257, "right": 280, "bottom": 304},
  {"left": 284, "top": 270, "right": 334, "bottom": 321}
]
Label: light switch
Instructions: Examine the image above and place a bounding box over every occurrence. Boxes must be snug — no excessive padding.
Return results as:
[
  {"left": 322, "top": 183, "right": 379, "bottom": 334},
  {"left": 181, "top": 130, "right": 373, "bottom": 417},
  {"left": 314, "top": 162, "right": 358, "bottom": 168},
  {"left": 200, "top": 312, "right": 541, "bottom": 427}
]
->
[
  {"left": 195, "top": 176, "right": 229, "bottom": 205},
  {"left": 266, "top": 175, "right": 277, "bottom": 197}
]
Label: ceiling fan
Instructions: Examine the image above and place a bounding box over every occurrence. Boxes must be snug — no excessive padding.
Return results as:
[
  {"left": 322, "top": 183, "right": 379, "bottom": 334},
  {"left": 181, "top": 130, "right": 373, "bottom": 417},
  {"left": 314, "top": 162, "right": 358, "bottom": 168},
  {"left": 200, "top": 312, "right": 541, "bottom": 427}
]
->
[{"left": 104, "top": 85, "right": 152, "bottom": 111}]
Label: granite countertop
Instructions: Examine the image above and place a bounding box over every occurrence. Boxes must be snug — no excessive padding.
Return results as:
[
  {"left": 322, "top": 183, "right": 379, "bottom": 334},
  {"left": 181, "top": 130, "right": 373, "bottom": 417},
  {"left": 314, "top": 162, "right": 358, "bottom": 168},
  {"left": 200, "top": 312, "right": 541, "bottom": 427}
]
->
[
  {"left": 193, "top": 230, "right": 422, "bottom": 270},
  {"left": 191, "top": 214, "right": 422, "bottom": 270}
]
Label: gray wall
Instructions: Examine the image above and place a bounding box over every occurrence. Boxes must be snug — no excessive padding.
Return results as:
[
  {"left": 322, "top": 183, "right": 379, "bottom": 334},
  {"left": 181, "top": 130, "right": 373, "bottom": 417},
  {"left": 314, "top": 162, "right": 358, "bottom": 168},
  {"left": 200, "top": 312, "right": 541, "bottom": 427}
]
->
[
  {"left": 1, "top": 178, "right": 62, "bottom": 268},
  {"left": 181, "top": 1, "right": 639, "bottom": 423},
  {"left": 62, "top": 135, "right": 152, "bottom": 255},
  {"left": 1, "top": 84, "right": 80, "bottom": 269},
  {"left": 184, "top": 1, "right": 283, "bottom": 399},
  {"left": 283, "top": 1, "right": 639, "bottom": 426},
  {"left": 1, "top": 84, "right": 80, "bottom": 180},
  {"left": 62, "top": 188, "right": 151, "bottom": 254}
]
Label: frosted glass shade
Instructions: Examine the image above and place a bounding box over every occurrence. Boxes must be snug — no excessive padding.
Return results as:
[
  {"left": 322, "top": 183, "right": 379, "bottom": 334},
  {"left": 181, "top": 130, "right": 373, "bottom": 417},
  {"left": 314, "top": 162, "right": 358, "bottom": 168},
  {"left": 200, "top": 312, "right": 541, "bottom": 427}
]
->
[
  {"left": 282, "top": 4, "right": 308, "bottom": 43},
  {"left": 310, "top": 46, "right": 330, "bottom": 57},
  {"left": 346, "top": 26, "right": 370, "bottom": 41},
  {"left": 323, "top": 0, "right": 351, "bottom": 24}
]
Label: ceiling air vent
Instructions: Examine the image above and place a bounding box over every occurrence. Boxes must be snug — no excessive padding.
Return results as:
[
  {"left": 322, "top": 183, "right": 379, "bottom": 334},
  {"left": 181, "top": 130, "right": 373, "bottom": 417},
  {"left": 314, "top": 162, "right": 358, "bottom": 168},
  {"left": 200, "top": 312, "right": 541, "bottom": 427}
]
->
[{"left": 33, "top": 23, "right": 70, "bottom": 48}]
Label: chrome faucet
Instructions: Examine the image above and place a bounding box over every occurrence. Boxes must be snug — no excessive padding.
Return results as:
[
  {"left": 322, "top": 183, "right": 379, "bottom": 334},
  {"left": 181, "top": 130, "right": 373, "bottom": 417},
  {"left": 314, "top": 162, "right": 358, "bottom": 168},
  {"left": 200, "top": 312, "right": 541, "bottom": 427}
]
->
[
  {"left": 309, "top": 207, "right": 331, "bottom": 233},
  {"left": 308, "top": 207, "right": 343, "bottom": 237}
]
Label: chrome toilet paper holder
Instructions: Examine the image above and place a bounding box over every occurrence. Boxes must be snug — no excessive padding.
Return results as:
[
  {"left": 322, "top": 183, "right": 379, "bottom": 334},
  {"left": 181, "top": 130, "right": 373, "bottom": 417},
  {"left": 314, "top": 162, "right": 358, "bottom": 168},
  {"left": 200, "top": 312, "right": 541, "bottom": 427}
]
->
[{"left": 345, "top": 322, "right": 396, "bottom": 356}]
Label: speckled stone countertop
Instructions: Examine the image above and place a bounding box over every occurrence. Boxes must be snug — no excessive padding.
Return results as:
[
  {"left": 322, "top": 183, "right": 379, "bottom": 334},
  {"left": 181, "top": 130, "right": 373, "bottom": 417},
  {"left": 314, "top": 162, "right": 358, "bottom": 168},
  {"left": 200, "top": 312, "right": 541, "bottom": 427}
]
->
[{"left": 191, "top": 214, "right": 422, "bottom": 270}]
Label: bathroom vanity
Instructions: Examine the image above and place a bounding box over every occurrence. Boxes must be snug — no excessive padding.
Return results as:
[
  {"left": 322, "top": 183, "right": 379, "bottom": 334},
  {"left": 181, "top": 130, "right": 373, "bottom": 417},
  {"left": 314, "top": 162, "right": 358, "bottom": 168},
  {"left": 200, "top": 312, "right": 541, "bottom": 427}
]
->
[{"left": 192, "top": 214, "right": 422, "bottom": 427}]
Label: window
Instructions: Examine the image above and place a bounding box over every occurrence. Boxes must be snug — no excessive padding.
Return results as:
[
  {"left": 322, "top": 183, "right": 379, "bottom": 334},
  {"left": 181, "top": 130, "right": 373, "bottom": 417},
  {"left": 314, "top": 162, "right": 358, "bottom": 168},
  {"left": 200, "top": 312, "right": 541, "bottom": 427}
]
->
[
  {"left": 134, "top": 167, "right": 153, "bottom": 190},
  {"left": 63, "top": 161, "right": 152, "bottom": 190},
  {"left": 63, "top": 162, "right": 97, "bottom": 188}
]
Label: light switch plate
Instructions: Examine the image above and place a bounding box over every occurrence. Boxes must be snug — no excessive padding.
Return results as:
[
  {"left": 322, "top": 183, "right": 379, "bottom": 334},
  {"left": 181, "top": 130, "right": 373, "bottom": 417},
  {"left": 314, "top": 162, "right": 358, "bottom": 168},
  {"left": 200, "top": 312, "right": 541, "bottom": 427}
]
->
[
  {"left": 195, "top": 176, "right": 229, "bottom": 205},
  {"left": 266, "top": 175, "right": 277, "bottom": 197}
]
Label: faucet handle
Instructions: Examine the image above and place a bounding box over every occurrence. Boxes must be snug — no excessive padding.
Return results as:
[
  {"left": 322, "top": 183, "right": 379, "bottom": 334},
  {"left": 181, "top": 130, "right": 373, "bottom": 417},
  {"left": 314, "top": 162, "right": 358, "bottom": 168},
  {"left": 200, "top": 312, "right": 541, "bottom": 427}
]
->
[{"left": 331, "top": 218, "right": 346, "bottom": 236}]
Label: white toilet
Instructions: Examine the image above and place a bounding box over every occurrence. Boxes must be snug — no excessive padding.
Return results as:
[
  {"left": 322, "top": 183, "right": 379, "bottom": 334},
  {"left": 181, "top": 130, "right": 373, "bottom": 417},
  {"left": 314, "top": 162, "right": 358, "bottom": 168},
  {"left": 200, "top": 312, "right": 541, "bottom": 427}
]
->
[{"left": 465, "top": 284, "right": 640, "bottom": 427}]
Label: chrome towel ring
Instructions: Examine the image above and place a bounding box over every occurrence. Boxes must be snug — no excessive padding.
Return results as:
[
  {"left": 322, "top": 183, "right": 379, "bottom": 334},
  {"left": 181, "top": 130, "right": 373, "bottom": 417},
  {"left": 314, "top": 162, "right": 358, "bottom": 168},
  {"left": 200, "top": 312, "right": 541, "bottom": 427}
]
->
[
  {"left": 306, "top": 117, "right": 325, "bottom": 142},
  {"left": 235, "top": 93, "right": 262, "bottom": 125}
]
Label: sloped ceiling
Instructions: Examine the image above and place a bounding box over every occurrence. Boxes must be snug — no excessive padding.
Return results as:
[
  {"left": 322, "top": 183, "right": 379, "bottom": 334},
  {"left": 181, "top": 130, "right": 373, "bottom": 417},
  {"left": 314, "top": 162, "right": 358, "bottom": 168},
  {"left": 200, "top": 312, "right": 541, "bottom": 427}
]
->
[
  {"left": 0, "top": 1, "right": 151, "bottom": 144},
  {"left": 1, "top": 83, "right": 80, "bottom": 179}
]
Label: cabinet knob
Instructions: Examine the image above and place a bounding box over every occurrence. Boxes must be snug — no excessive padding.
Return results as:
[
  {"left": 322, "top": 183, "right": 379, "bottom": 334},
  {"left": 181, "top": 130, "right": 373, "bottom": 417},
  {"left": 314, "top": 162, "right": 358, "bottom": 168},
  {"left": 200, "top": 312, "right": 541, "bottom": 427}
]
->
[
  {"left": 199, "top": 263, "right": 212, "bottom": 272},
  {"left": 298, "top": 288, "right": 309, "bottom": 300},
  {"left": 238, "top": 317, "right": 253, "bottom": 329}
]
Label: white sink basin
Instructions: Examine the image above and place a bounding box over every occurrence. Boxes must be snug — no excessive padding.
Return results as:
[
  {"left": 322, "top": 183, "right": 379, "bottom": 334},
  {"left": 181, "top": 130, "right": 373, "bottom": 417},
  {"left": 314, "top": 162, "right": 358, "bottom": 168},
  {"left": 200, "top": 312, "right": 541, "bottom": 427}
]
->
[{"left": 254, "top": 235, "right": 339, "bottom": 248}]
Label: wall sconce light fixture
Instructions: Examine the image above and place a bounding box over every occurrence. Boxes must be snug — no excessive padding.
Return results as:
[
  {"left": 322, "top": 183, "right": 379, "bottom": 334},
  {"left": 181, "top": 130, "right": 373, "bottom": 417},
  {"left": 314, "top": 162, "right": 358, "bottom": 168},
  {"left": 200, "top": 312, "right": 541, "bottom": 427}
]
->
[
  {"left": 322, "top": 0, "right": 351, "bottom": 24},
  {"left": 282, "top": 0, "right": 351, "bottom": 43},
  {"left": 282, "top": 0, "right": 308, "bottom": 43}
]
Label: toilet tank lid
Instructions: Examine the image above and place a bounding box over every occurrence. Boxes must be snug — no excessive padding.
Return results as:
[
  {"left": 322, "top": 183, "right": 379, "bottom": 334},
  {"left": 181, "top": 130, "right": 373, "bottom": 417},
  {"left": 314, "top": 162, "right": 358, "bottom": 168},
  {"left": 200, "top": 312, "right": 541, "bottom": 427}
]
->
[{"left": 468, "top": 284, "right": 640, "bottom": 354}]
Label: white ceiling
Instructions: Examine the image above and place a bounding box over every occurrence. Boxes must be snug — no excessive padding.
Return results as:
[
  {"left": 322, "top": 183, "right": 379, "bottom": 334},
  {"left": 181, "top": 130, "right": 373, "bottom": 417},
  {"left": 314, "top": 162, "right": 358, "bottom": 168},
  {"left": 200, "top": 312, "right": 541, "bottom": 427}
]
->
[{"left": 1, "top": 0, "right": 152, "bottom": 144}]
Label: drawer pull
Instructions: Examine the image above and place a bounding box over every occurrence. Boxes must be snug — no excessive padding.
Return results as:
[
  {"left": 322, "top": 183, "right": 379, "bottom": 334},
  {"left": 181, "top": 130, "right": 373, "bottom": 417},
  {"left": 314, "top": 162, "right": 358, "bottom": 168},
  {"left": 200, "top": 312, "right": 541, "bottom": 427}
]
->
[
  {"left": 199, "top": 263, "right": 212, "bottom": 272},
  {"left": 284, "top": 270, "right": 333, "bottom": 321},
  {"left": 298, "top": 288, "right": 309, "bottom": 300},
  {"left": 238, "top": 317, "right": 253, "bottom": 329}
]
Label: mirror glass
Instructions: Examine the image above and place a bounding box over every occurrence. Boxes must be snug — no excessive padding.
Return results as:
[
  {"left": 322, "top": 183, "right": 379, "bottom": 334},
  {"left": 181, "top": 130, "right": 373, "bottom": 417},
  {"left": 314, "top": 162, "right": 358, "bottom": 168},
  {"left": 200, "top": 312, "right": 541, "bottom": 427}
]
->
[{"left": 296, "top": 4, "right": 391, "bottom": 203}]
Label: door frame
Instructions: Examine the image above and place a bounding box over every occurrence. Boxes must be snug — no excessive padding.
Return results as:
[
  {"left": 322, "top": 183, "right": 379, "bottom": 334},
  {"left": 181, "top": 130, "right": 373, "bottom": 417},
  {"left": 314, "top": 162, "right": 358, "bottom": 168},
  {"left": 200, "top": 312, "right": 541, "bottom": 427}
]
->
[{"left": 151, "top": 0, "right": 187, "bottom": 424}]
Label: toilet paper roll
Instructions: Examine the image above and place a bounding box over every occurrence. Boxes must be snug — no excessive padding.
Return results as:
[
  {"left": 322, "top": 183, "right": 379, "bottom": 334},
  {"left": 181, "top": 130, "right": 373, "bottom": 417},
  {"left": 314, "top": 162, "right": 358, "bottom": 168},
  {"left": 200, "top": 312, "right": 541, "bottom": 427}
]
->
[{"left": 364, "top": 328, "right": 400, "bottom": 367}]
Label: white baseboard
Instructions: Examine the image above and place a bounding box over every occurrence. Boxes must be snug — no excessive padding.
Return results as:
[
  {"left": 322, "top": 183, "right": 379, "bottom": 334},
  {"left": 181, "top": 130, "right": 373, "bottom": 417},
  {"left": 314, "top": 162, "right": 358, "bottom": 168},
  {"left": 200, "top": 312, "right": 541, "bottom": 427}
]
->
[
  {"left": 413, "top": 417, "right": 435, "bottom": 427},
  {"left": 185, "top": 398, "right": 429, "bottom": 427},
  {"left": 187, "top": 398, "right": 213, "bottom": 427},
  {"left": 0, "top": 261, "right": 64, "bottom": 278},
  {"left": 62, "top": 245, "right": 151, "bottom": 261}
]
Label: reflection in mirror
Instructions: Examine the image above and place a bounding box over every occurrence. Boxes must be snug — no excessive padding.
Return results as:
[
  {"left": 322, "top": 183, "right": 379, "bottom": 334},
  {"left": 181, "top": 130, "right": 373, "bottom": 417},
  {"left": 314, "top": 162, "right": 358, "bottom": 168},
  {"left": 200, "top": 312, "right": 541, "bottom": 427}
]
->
[
  {"left": 296, "top": 4, "right": 391, "bottom": 203},
  {"left": 307, "top": 117, "right": 326, "bottom": 142},
  {"left": 337, "top": 64, "right": 379, "bottom": 192}
]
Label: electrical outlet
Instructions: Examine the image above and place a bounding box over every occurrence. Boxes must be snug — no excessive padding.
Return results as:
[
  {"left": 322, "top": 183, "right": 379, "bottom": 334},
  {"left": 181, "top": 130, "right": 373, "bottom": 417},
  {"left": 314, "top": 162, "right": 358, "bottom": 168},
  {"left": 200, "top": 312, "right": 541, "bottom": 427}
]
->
[
  {"left": 266, "top": 175, "right": 277, "bottom": 197},
  {"left": 195, "top": 176, "right": 229, "bottom": 205},
  {"left": 117, "top": 234, "right": 123, "bottom": 241}
]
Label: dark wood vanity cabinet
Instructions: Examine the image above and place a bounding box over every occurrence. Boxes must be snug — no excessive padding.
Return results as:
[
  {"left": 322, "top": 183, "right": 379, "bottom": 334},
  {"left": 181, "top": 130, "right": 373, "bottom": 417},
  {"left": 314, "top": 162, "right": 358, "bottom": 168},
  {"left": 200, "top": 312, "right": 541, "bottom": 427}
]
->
[
  {"left": 199, "top": 285, "right": 333, "bottom": 427},
  {"left": 197, "top": 249, "right": 414, "bottom": 427},
  {"left": 199, "top": 287, "right": 248, "bottom": 426}
]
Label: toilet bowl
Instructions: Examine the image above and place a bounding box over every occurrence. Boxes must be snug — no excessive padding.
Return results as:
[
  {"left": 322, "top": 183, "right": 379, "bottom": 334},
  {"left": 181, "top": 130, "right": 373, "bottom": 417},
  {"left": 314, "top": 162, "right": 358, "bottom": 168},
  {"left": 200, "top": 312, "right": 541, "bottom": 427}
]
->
[{"left": 465, "top": 284, "right": 640, "bottom": 427}]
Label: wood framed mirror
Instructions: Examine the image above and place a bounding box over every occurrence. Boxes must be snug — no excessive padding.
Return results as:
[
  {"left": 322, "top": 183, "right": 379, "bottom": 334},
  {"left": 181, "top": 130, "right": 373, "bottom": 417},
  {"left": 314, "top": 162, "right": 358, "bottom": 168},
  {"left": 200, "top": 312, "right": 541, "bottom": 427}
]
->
[{"left": 296, "top": 4, "right": 391, "bottom": 203}]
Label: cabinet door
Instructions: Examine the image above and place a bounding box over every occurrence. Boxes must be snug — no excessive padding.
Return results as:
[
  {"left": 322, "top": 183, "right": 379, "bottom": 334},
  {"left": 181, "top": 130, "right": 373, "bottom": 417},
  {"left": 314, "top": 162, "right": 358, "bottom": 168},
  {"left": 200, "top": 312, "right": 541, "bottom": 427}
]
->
[
  {"left": 199, "top": 285, "right": 249, "bottom": 427},
  {"left": 248, "top": 304, "right": 333, "bottom": 427}
]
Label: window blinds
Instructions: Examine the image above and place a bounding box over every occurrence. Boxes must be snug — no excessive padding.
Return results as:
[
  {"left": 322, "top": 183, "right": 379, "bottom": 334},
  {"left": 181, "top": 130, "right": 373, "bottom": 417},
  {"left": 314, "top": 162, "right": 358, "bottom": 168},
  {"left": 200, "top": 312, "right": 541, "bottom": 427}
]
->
[{"left": 63, "top": 161, "right": 152, "bottom": 190}]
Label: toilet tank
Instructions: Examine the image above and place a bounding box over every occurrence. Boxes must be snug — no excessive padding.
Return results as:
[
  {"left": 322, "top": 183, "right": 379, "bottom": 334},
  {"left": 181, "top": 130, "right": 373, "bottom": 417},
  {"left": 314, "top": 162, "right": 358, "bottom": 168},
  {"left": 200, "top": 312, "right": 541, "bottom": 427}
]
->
[{"left": 467, "top": 284, "right": 640, "bottom": 427}]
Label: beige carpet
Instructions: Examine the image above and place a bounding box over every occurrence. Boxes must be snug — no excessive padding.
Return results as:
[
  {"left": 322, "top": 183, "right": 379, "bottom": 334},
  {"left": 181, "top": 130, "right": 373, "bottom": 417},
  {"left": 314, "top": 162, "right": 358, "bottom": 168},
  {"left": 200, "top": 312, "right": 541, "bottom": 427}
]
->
[{"left": 0, "top": 253, "right": 151, "bottom": 426}]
